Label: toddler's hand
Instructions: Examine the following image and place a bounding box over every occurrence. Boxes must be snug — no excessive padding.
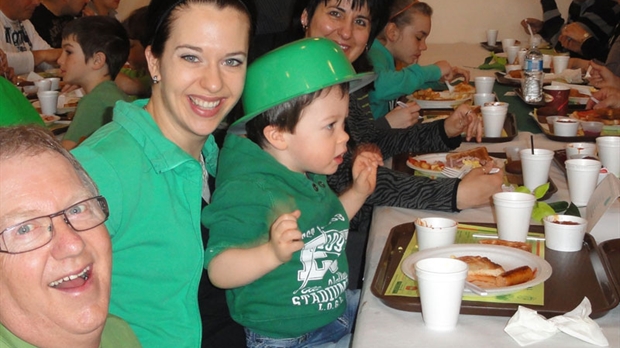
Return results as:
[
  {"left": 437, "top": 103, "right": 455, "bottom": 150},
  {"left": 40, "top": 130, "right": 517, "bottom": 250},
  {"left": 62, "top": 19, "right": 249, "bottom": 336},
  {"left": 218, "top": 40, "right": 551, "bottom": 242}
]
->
[
  {"left": 269, "top": 210, "right": 304, "bottom": 264},
  {"left": 351, "top": 144, "right": 383, "bottom": 196}
]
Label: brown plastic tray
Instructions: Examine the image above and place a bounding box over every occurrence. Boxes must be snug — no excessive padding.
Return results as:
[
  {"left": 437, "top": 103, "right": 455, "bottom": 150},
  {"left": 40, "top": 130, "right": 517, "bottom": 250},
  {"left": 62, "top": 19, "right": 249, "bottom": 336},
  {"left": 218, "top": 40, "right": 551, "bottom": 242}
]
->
[
  {"left": 419, "top": 110, "right": 517, "bottom": 143},
  {"left": 530, "top": 112, "right": 598, "bottom": 143},
  {"left": 392, "top": 152, "right": 557, "bottom": 201},
  {"left": 480, "top": 41, "right": 503, "bottom": 53},
  {"left": 600, "top": 239, "right": 620, "bottom": 290},
  {"left": 370, "top": 222, "right": 620, "bottom": 318}
]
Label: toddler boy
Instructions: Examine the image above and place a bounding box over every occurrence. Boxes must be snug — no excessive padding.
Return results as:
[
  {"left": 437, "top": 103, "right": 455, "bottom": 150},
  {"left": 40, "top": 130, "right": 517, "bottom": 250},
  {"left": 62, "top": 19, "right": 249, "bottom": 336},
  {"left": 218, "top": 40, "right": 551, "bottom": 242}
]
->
[{"left": 203, "top": 38, "right": 381, "bottom": 347}]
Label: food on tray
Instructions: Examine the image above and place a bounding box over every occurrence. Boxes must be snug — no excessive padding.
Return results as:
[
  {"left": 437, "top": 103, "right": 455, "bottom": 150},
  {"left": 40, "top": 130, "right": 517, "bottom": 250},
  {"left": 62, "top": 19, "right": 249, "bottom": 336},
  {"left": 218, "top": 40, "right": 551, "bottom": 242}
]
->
[
  {"left": 453, "top": 82, "right": 476, "bottom": 94},
  {"left": 445, "top": 146, "right": 492, "bottom": 169},
  {"left": 571, "top": 108, "right": 620, "bottom": 125},
  {"left": 411, "top": 88, "right": 469, "bottom": 101},
  {"left": 478, "top": 239, "right": 531, "bottom": 252},
  {"left": 508, "top": 70, "right": 523, "bottom": 79},
  {"left": 407, "top": 156, "right": 446, "bottom": 171},
  {"left": 40, "top": 114, "right": 57, "bottom": 122},
  {"left": 569, "top": 88, "right": 589, "bottom": 98},
  {"left": 455, "top": 255, "right": 537, "bottom": 288}
]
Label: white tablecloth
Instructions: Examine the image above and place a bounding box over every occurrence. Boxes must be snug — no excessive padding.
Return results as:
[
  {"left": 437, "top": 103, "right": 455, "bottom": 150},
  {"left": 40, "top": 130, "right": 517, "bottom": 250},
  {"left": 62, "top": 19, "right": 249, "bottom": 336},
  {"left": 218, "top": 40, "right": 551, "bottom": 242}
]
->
[{"left": 352, "top": 133, "right": 620, "bottom": 347}]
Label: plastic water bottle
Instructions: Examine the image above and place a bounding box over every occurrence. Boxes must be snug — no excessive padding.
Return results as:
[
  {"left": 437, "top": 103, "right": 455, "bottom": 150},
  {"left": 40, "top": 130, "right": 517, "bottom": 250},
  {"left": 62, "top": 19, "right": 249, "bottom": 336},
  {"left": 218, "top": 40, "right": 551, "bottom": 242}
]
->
[{"left": 522, "top": 41, "right": 543, "bottom": 103}]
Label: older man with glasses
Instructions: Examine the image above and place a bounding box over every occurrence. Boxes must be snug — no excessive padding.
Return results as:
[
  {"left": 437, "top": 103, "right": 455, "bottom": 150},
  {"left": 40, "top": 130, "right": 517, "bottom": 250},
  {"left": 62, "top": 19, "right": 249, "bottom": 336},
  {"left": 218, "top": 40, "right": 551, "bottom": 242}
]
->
[{"left": 0, "top": 125, "right": 140, "bottom": 347}]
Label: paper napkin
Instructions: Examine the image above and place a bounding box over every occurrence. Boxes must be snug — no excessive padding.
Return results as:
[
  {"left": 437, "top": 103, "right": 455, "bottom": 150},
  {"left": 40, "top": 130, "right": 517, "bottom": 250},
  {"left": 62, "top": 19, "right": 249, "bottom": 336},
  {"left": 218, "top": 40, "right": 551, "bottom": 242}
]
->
[
  {"left": 26, "top": 71, "right": 43, "bottom": 82},
  {"left": 505, "top": 297, "right": 609, "bottom": 346}
]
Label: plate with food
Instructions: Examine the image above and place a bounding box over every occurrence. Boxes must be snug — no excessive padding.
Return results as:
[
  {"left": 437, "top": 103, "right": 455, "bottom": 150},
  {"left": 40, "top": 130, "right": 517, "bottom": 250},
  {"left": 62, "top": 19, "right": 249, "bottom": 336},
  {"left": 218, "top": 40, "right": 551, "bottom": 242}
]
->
[
  {"left": 409, "top": 88, "right": 472, "bottom": 109},
  {"left": 406, "top": 153, "right": 448, "bottom": 178},
  {"left": 406, "top": 147, "right": 495, "bottom": 178},
  {"left": 401, "top": 244, "right": 552, "bottom": 296},
  {"left": 40, "top": 114, "right": 60, "bottom": 126}
]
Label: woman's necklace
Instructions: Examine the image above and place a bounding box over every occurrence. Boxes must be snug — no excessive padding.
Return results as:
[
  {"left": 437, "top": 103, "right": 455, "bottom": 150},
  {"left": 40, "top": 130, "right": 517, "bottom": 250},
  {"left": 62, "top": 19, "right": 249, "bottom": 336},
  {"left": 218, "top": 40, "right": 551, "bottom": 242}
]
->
[{"left": 200, "top": 153, "right": 211, "bottom": 203}]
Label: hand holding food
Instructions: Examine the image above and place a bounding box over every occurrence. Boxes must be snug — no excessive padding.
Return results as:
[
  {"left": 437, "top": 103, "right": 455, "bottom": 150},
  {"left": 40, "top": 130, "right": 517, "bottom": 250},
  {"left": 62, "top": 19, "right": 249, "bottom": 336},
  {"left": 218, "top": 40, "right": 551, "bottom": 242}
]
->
[{"left": 444, "top": 104, "right": 483, "bottom": 141}]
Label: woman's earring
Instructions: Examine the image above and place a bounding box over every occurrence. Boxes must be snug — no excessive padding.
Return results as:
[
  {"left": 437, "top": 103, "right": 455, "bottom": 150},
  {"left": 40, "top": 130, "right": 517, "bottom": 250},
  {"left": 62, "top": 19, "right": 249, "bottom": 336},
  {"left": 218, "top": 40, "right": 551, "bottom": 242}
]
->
[{"left": 152, "top": 75, "right": 160, "bottom": 84}]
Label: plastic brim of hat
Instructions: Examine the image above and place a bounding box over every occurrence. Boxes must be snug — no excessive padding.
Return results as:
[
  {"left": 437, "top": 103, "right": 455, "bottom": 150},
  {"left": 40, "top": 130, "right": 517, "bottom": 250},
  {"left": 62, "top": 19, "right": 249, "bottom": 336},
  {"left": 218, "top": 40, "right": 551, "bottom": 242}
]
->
[{"left": 230, "top": 38, "right": 376, "bottom": 133}]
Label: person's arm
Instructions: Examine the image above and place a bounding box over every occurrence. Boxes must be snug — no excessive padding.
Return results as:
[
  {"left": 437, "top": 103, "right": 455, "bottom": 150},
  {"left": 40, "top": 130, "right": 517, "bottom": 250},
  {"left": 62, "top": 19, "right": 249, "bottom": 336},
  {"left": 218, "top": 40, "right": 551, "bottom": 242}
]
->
[
  {"left": 538, "top": 0, "right": 566, "bottom": 45},
  {"left": 589, "top": 87, "right": 620, "bottom": 109},
  {"left": 588, "top": 60, "right": 620, "bottom": 89},
  {"left": 455, "top": 162, "right": 504, "bottom": 210},
  {"left": 207, "top": 210, "right": 303, "bottom": 289}
]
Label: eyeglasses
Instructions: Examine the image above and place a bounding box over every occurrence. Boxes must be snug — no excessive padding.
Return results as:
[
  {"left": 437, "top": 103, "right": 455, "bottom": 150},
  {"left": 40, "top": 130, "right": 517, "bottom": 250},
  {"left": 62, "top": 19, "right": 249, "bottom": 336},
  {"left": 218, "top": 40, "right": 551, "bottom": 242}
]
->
[{"left": 0, "top": 196, "right": 109, "bottom": 254}]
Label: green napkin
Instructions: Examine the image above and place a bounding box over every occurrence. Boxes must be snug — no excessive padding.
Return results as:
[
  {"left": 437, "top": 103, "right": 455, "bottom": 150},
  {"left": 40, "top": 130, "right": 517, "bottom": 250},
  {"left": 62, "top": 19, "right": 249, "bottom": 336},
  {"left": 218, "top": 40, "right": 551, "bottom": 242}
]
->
[{"left": 478, "top": 52, "right": 507, "bottom": 70}]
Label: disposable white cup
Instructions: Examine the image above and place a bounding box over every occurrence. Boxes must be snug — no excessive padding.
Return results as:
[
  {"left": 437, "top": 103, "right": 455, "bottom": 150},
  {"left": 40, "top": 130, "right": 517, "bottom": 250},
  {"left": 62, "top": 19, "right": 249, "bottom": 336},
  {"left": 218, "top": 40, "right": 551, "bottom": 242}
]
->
[
  {"left": 596, "top": 136, "right": 620, "bottom": 177},
  {"left": 474, "top": 76, "right": 495, "bottom": 94},
  {"left": 543, "top": 54, "right": 552, "bottom": 69},
  {"left": 566, "top": 159, "right": 602, "bottom": 206},
  {"left": 566, "top": 142, "right": 597, "bottom": 159},
  {"left": 486, "top": 29, "right": 498, "bottom": 46},
  {"left": 517, "top": 49, "right": 527, "bottom": 68},
  {"left": 553, "top": 117, "right": 579, "bottom": 137},
  {"left": 501, "top": 38, "right": 515, "bottom": 50},
  {"left": 47, "top": 77, "right": 60, "bottom": 90},
  {"left": 37, "top": 91, "right": 59, "bottom": 115},
  {"left": 34, "top": 79, "right": 51, "bottom": 92},
  {"left": 519, "top": 149, "right": 554, "bottom": 192},
  {"left": 506, "top": 45, "right": 520, "bottom": 65},
  {"left": 553, "top": 55, "right": 570, "bottom": 74},
  {"left": 414, "top": 218, "right": 458, "bottom": 250},
  {"left": 481, "top": 105, "right": 508, "bottom": 137},
  {"left": 473, "top": 93, "right": 495, "bottom": 106},
  {"left": 493, "top": 192, "right": 536, "bottom": 242},
  {"left": 543, "top": 215, "right": 588, "bottom": 252},
  {"left": 504, "top": 146, "right": 521, "bottom": 162},
  {"left": 415, "top": 258, "right": 468, "bottom": 330}
]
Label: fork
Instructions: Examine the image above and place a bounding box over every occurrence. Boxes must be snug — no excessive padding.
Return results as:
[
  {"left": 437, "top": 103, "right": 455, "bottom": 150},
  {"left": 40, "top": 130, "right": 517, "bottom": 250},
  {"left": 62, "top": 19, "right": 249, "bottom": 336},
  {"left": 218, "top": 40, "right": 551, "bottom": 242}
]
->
[{"left": 441, "top": 165, "right": 471, "bottom": 178}]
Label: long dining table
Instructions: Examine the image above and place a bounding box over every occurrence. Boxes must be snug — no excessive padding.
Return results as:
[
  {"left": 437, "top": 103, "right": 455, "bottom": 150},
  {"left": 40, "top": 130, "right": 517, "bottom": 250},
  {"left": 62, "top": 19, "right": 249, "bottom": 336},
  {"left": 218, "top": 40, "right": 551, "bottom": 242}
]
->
[{"left": 351, "top": 43, "right": 620, "bottom": 347}]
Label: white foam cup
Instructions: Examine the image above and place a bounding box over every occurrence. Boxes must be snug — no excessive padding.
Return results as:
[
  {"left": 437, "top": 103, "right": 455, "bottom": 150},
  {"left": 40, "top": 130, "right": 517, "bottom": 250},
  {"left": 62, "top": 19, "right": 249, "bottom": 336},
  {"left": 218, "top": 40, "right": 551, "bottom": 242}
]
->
[
  {"left": 34, "top": 79, "right": 51, "bottom": 92},
  {"left": 596, "top": 136, "right": 620, "bottom": 177},
  {"left": 474, "top": 93, "right": 495, "bottom": 106},
  {"left": 501, "top": 38, "right": 515, "bottom": 50},
  {"left": 506, "top": 45, "right": 520, "bottom": 65},
  {"left": 543, "top": 215, "right": 588, "bottom": 252},
  {"left": 565, "top": 159, "right": 602, "bottom": 207},
  {"left": 486, "top": 29, "right": 498, "bottom": 46},
  {"left": 553, "top": 55, "right": 570, "bottom": 74},
  {"left": 481, "top": 103, "right": 508, "bottom": 137},
  {"left": 474, "top": 76, "right": 495, "bottom": 94},
  {"left": 493, "top": 192, "right": 536, "bottom": 242},
  {"left": 37, "top": 91, "right": 59, "bottom": 115},
  {"left": 554, "top": 117, "right": 579, "bottom": 137},
  {"left": 415, "top": 258, "right": 468, "bottom": 330},
  {"left": 414, "top": 217, "right": 458, "bottom": 250},
  {"left": 566, "top": 142, "right": 597, "bottom": 159},
  {"left": 519, "top": 149, "right": 554, "bottom": 192},
  {"left": 47, "top": 77, "right": 60, "bottom": 90},
  {"left": 517, "top": 49, "right": 527, "bottom": 68}
]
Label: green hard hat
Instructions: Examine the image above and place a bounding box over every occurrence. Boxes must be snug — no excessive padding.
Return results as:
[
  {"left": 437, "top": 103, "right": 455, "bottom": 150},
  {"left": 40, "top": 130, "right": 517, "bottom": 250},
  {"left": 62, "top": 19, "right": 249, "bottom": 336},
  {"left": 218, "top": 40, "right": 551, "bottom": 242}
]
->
[{"left": 232, "top": 37, "right": 375, "bottom": 130}]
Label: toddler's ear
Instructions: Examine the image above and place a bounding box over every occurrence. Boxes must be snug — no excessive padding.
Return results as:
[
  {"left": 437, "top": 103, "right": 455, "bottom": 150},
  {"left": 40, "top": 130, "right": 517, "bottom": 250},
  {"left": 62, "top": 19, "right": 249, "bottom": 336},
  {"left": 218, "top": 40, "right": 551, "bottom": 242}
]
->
[{"left": 263, "top": 125, "right": 287, "bottom": 150}]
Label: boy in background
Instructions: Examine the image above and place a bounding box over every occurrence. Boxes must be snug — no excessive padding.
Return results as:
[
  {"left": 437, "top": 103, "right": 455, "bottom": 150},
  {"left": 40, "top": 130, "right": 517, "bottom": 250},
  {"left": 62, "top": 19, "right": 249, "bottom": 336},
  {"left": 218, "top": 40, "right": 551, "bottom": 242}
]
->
[
  {"left": 203, "top": 38, "right": 382, "bottom": 347},
  {"left": 59, "top": 15, "right": 130, "bottom": 150}
]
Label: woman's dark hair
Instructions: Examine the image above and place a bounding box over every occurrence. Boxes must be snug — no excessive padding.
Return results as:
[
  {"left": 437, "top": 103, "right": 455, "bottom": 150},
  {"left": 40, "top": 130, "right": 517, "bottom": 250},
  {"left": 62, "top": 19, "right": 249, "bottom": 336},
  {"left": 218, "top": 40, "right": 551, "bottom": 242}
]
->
[
  {"left": 246, "top": 84, "right": 349, "bottom": 148},
  {"left": 62, "top": 16, "right": 129, "bottom": 79},
  {"left": 301, "top": 0, "right": 391, "bottom": 73},
  {"left": 145, "top": 0, "right": 253, "bottom": 57}
]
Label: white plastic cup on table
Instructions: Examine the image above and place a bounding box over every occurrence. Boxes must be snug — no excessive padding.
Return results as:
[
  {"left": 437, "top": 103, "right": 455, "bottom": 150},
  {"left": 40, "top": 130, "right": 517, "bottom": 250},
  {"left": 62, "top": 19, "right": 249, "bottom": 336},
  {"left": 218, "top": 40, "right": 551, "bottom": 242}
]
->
[
  {"left": 596, "top": 136, "right": 620, "bottom": 177},
  {"left": 517, "top": 49, "right": 527, "bottom": 68},
  {"left": 554, "top": 117, "right": 579, "bottom": 137},
  {"left": 414, "top": 217, "right": 458, "bottom": 250},
  {"left": 486, "top": 29, "right": 498, "bottom": 46},
  {"left": 504, "top": 146, "right": 521, "bottom": 163},
  {"left": 37, "top": 91, "right": 59, "bottom": 115},
  {"left": 481, "top": 103, "right": 508, "bottom": 137},
  {"left": 501, "top": 38, "right": 515, "bottom": 50},
  {"left": 415, "top": 258, "right": 468, "bottom": 331},
  {"left": 566, "top": 142, "right": 597, "bottom": 159},
  {"left": 565, "top": 159, "right": 601, "bottom": 207},
  {"left": 34, "top": 79, "right": 51, "bottom": 92},
  {"left": 552, "top": 55, "right": 570, "bottom": 74},
  {"left": 493, "top": 192, "right": 536, "bottom": 242},
  {"left": 519, "top": 148, "right": 554, "bottom": 192},
  {"left": 474, "top": 76, "right": 495, "bottom": 94},
  {"left": 581, "top": 121, "right": 604, "bottom": 137},
  {"left": 543, "top": 215, "right": 588, "bottom": 252},
  {"left": 506, "top": 45, "right": 521, "bottom": 65},
  {"left": 545, "top": 116, "right": 561, "bottom": 134},
  {"left": 473, "top": 93, "right": 495, "bottom": 106},
  {"left": 542, "top": 54, "right": 552, "bottom": 69},
  {"left": 47, "top": 77, "right": 60, "bottom": 90}
]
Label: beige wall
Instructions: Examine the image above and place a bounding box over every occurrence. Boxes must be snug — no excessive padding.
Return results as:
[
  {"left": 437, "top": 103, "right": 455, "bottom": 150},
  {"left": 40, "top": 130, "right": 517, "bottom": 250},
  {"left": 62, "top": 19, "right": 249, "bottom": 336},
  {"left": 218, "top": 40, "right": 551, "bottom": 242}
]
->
[{"left": 116, "top": 0, "right": 572, "bottom": 42}]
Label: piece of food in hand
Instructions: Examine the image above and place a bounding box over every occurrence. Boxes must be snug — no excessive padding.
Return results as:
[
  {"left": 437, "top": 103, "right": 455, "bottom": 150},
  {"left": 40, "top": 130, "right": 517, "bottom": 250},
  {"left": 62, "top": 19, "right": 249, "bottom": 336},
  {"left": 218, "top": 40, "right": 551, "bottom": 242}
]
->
[
  {"left": 572, "top": 108, "right": 620, "bottom": 125},
  {"left": 354, "top": 143, "right": 382, "bottom": 160},
  {"left": 445, "top": 146, "right": 492, "bottom": 169},
  {"left": 495, "top": 265, "right": 536, "bottom": 286},
  {"left": 456, "top": 255, "right": 505, "bottom": 287},
  {"left": 478, "top": 239, "right": 531, "bottom": 252}
]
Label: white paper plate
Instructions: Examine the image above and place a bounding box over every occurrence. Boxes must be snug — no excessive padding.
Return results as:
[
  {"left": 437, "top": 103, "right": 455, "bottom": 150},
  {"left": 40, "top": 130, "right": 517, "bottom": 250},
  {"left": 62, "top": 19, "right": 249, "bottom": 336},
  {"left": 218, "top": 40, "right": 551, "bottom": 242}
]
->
[
  {"left": 401, "top": 244, "right": 552, "bottom": 296},
  {"left": 410, "top": 92, "right": 471, "bottom": 109},
  {"left": 406, "top": 153, "right": 448, "bottom": 178}
]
